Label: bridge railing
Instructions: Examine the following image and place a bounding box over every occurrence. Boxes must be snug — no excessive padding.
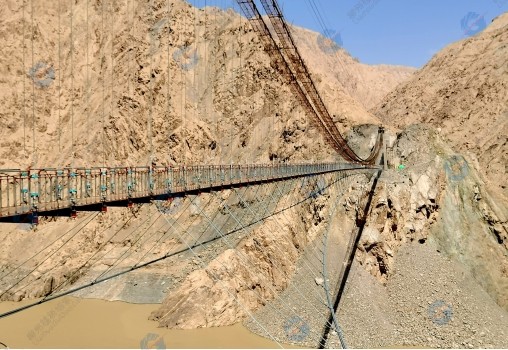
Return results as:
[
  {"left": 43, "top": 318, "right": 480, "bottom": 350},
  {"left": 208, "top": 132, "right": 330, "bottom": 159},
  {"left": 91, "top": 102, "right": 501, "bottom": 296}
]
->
[{"left": 0, "top": 162, "right": 377, "bottom": 217}]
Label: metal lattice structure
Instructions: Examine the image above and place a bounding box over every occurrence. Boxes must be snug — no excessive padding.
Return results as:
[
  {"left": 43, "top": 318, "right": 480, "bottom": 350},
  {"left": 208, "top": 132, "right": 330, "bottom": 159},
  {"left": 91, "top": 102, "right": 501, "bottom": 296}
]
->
[
  {"left": 236, "top": 0, "right": 383, "bottom": 164},
  {"left": 0, "top": 162, "right": 376, "bottom": 218}
]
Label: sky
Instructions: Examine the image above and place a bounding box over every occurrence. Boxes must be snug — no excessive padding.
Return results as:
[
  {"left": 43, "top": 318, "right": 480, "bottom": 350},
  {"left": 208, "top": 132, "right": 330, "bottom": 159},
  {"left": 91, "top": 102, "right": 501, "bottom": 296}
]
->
[{"left": 187, "top": 0, "right": 508, "bottom": 68}]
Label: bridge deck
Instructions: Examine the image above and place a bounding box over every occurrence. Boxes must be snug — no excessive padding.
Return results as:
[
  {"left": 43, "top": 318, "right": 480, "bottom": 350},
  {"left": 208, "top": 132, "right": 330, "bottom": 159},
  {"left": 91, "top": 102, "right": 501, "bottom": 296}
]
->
[{"left": 0, "top": 162, "right": 377, "bottom": 218}]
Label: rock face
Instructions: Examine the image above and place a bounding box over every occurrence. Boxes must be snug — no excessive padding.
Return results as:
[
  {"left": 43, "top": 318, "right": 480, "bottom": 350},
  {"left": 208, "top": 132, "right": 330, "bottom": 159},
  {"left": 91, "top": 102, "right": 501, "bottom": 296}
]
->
[
  {"left": 0, "top": 0, "right": 413, "bottom": 309},
  {"left": 150, "top": 126, "right": 507, "bottom": 331},
  {"left": 150, "top": 175, "right": 333, "bottom": 328},
  {"left": 354, "top": 125, "right": 508, "bottom": 311},
  {"left": 0, "top": 0, "right": 416, "bottom": 327},
  {"left": 292, "top": 26, "right": 417, "bottom": 111},
  {"left": 0, "top": 0, "right": 414, "bottom": 170},
  {"left": 355, "top": 125, "right": 442, "bottom": 283},
  {"left": 369, "top": 13, "right": 508, "bottom": 312},
  {"left": 374, "top": 12, "right": 508, "bottom": 210},
  {"left": 0, "top": 1, "right": 506, "bottom": 348}
]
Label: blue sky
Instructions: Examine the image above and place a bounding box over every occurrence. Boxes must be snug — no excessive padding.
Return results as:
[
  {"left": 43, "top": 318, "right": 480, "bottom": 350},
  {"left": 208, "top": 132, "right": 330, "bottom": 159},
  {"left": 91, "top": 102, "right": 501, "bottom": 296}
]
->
[{"left": 187, "top": 0, "right": 508, "bottom": 68}]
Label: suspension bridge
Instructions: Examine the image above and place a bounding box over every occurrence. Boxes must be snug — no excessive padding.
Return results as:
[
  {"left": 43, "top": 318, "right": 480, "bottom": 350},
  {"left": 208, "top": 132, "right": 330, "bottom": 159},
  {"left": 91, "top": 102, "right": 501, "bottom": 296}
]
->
[
  {"left": 0, "top": 0, "right": 385, "bottom": 348},
  {"left": 0, "top": 0, "right": 384, "bottom": 224}
]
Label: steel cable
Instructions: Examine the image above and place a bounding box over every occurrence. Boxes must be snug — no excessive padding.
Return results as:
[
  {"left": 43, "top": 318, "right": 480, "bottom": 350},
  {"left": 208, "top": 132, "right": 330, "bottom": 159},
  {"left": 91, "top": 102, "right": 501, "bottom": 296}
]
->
[
  {"left": 228, "top": 183, "right": 340, "bottom": 337},
  {"left": 157, "top": 200, "right": 303, "bottom": 346},
  {"left": 44, "top": 207, "right": 145, "bottom": 297},
  {"left": 154, "top": 201, "right": 285, "bottom": 348},
  {"left": 1, "top": 212, "right": 99, "bottom": 299},
  {"left": 0, "top": 213, "right": 102, "bottom": 282},
  {"left": 197, "top": 191, "right": 331, "bottom": 343}
]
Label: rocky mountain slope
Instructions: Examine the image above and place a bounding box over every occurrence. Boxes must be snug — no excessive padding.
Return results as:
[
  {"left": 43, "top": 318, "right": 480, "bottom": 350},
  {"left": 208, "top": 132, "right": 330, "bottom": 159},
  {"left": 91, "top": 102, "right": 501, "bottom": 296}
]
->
[
  {"left": 0, "top": 0, "right": 413, "bottom": 170},
  {"left": 1, "top": 1, "right": 506, "bottom": 348},
  {"left": 0, "top": 0, "right": 414, "bottom": 338},
  {"left": 374, "top": 12, "right": 508, "bottom": 212},
  {"left": 291, "top": 26, "right": 416, "bottom": 111}
]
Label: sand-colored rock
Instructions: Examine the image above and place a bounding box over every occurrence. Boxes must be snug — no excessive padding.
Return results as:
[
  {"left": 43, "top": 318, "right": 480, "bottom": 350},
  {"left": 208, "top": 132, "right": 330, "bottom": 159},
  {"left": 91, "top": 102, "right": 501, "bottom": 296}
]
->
[
  {"left": 0, "top": 0, "right": 413, "bottom": 170},
  {"left": 292, "top": 26, "right": 416, "bottom": 111},
  {"left": 1, "top": 1, "right": 506, "bottom": 347},
  {"left": 374, "top": 12, "right": 508, "bottom": 210}
]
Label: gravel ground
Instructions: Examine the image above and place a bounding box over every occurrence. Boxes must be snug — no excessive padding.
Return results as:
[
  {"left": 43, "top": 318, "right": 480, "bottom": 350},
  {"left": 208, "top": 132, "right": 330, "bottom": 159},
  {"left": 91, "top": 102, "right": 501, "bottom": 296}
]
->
[
  {"left": 246, "top": 236, "right": 508, "bottom": 349},
  {"left": 244, "top": 175, "right": 360, "bottom": 348},
  {"left": 244, "top": 223, "right": 334, "bottom": 348},
  {"left": 338, "top": 240, "right": 508, "bottom": 348}
]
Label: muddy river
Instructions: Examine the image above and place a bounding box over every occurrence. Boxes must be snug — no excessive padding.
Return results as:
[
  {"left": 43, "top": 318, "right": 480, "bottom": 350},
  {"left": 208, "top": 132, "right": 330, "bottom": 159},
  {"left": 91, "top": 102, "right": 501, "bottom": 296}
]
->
[{"left": 0, "top": 297, "right": 290, "bottom": 348}]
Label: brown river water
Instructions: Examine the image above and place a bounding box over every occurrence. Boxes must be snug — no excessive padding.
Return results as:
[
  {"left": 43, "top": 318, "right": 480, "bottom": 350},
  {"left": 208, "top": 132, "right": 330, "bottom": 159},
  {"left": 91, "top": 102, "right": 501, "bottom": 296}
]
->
[{"left": 0, "top": 297, "right": 293, "bottom": 348}]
